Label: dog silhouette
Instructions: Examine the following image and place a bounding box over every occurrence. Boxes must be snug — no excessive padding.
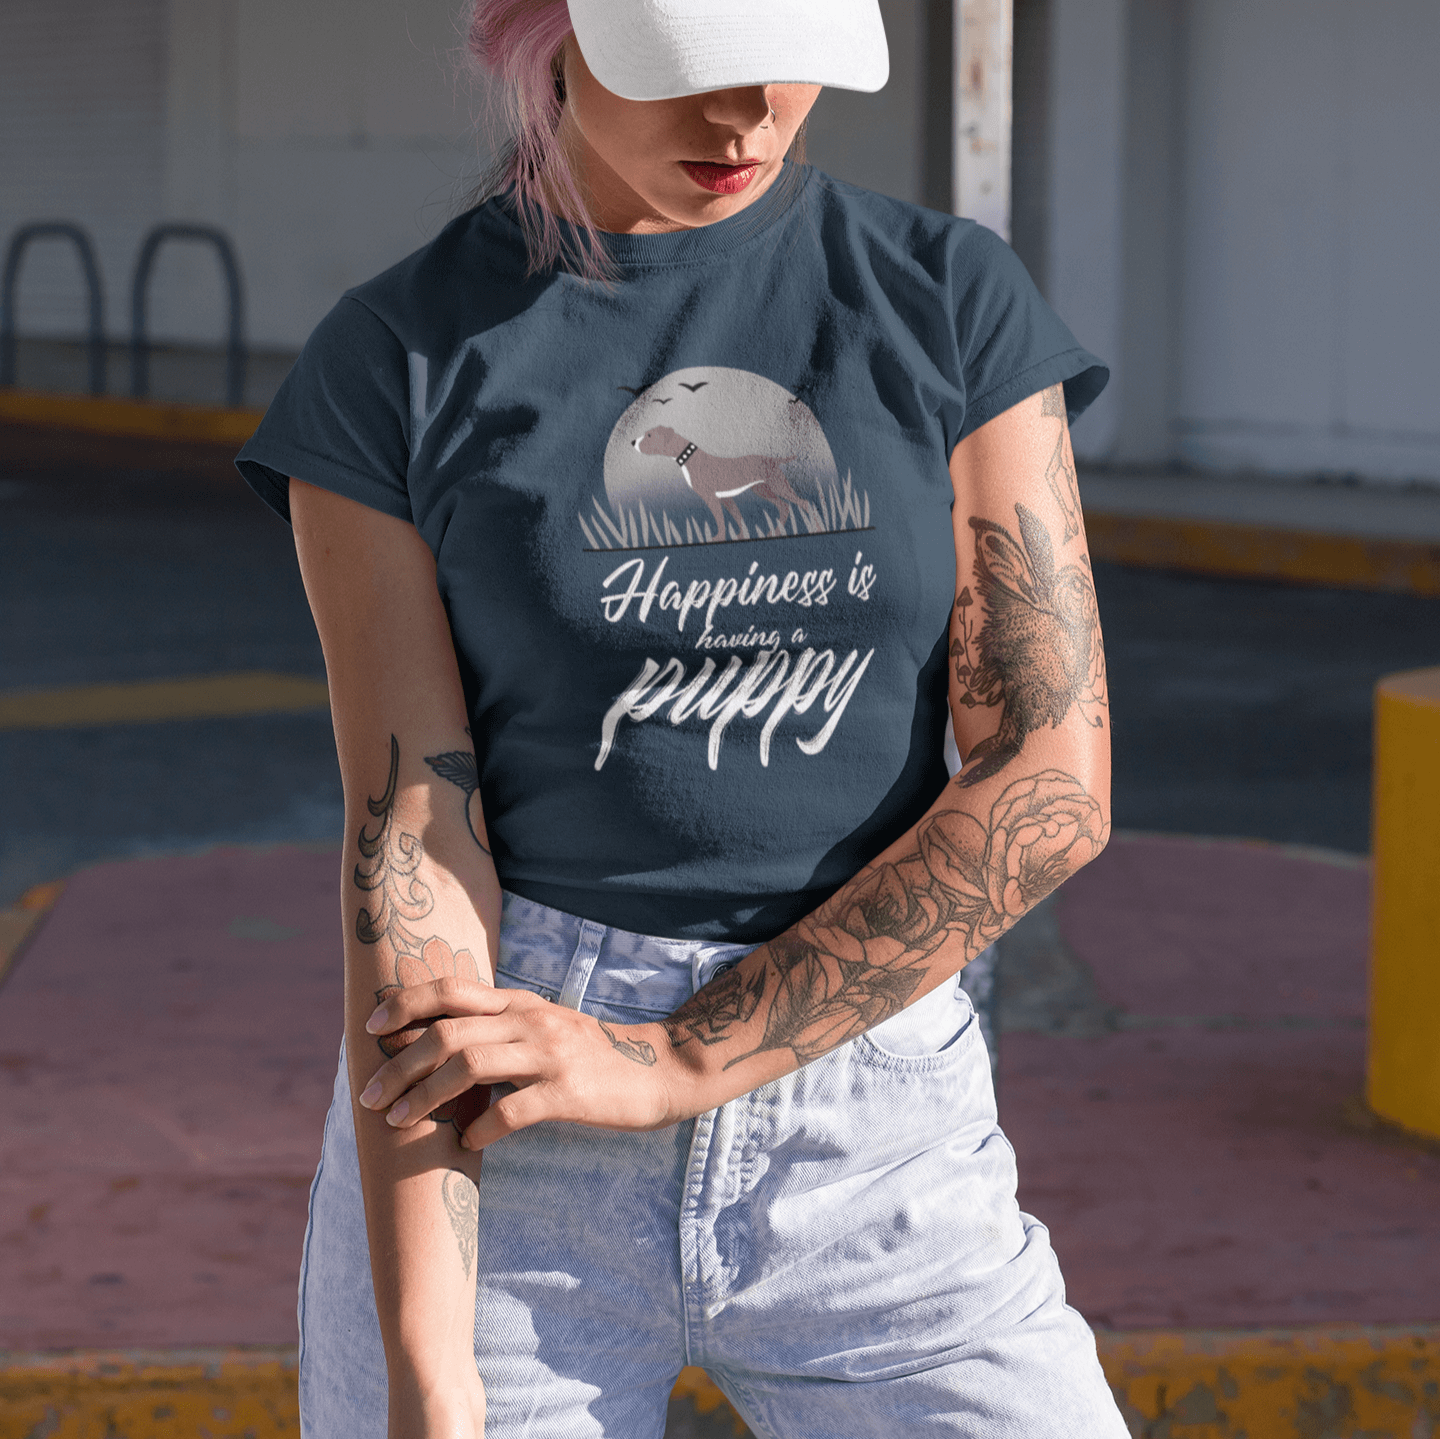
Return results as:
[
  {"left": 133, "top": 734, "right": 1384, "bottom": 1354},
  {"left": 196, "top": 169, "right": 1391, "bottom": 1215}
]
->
[{"left": 634, "top": 425, "right": 806, "bottom": 534}]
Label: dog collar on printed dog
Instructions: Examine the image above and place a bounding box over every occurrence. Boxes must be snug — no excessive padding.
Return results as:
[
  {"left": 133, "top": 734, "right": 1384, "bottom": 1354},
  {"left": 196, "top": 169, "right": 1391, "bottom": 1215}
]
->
[{"left": 675, "top": 442, "right": 698, "bottom": 467}]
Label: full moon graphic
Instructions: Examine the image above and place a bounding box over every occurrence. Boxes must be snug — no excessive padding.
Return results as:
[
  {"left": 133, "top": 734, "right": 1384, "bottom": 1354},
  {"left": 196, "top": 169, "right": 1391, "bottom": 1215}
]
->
[{"left": 597, "top": 367, "right": 844, "bottom": 544}]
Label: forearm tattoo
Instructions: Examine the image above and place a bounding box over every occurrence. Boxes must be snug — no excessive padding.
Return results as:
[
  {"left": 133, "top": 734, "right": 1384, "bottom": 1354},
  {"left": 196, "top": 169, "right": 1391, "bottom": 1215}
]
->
[
  {"left": 949, "top": 387, "right": 1108, "bottom": 787},
  {"left": 598, "top": 1017, "right": 658, "bottom": 1067},
  {"left": 1041, "top": 383, "right": 1084, "bottom": 543},
  {"left": 441, "top": 1169, "right": 479, "bottom": 1279},
  {"left": 664, "top": 768, "right": 1108, "bottom": 1070},
  {"left": 664, "top": 386, "right": 1110, "bottom": 1071},
  {"left": 355, "top": 735, "right": 490, "bottom": 1131},
  {"left": 667, "top": 964, "right": 768, "bottom": 1048},
  {"left": 424, "top": 730, "right": 490, "bottom": 856}
]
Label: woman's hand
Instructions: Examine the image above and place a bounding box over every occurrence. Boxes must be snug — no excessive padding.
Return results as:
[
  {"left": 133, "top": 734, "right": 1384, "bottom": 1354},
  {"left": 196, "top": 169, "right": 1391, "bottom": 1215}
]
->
[
  {"left": 388, "top": 1361, "right": 486, "bottom": 1439},
  {"left": 358, "top": 978, "right": 686, "bottom": 1150}
]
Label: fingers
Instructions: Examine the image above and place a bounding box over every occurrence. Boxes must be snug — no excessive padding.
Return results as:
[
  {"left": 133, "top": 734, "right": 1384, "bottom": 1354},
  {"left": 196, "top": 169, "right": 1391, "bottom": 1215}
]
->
[
  {"left": 366, "top": 975, "right": 512, "bottom": 1035},
  {"left": 376, "top": 1047, "right": 517, "bottom": 1129},
  {"left": 358, "top": 1015, "right": 533, "bottom": 1122},
  {"left": 459, "top": 1082, "right": 557, "bottom": 1151}
]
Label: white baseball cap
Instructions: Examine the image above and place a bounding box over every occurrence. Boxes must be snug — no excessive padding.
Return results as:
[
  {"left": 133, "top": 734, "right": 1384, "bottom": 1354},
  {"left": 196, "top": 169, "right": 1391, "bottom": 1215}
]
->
[{"left": 566, "top": 0, "right": 889, "bottom": 102}]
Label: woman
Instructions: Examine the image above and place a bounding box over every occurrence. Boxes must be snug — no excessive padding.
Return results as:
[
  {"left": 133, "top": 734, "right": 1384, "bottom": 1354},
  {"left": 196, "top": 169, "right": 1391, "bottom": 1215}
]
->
[{"left": 237, "top": 1, "right": 1125, "bottom": 1435}]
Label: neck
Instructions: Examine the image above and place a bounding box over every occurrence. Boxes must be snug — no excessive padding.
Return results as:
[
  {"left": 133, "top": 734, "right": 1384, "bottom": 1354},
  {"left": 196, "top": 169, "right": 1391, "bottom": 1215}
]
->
[{"left": 555, "top": 112, "right": 693, "bottom": 236}]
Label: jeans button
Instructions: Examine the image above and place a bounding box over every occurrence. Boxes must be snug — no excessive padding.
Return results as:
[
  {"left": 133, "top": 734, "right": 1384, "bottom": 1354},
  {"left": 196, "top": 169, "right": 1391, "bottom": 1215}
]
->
[{"left": 712, "top": 960, "right": 737, "bottom": 979}]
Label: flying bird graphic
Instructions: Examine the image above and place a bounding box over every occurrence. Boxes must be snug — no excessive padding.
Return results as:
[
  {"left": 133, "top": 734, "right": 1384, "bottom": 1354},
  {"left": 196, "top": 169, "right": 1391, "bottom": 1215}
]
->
[{"left": 679, "top": 381, "right": 709, "bottom": 392}]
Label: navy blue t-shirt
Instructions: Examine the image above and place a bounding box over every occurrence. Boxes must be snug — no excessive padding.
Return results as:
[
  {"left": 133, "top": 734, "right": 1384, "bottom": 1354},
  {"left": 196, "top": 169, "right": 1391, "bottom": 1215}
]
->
[{"left": 237, "top": 166, "right": 1107, "bottom": 941}]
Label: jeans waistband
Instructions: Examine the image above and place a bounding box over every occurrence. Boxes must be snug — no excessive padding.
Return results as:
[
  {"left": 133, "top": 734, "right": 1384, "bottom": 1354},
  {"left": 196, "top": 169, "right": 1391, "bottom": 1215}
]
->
[{"left": 495, "top": 890, "right": 759, "bottom": 1021}]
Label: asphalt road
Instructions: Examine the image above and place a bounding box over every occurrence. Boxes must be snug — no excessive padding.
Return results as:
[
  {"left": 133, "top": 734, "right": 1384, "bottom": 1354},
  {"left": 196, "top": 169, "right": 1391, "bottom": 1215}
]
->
[{"left": 4, "top": 452, "right": 1439, "bottom": 909}]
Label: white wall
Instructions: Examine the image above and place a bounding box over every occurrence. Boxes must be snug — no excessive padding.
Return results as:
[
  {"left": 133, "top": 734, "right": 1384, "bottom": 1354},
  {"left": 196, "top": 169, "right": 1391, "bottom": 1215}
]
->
[
  {"left": 1044, "top": 0, "right": 1127, "bottom": 461},
  {"left": 1, "top": 0, "right": 490, "bottom": 355},
  {"left": 1174, "top": 0, "right": 1440, "bottom": 482},
  {"left": 2, "top": 0, "right": 933, "bottom": 358},
  {"left": 0, "top": 0, "right": 167, "bottom": 346},
  {"left": 166, "top": 0, "right": 487, "bottom": 350},
  {"left": 1043, "top": 0, "right": 1440, "bottom": 483}
]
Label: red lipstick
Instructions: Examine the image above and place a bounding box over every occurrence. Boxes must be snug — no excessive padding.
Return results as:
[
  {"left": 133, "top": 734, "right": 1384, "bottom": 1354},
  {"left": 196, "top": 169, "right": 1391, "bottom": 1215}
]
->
[{"left": 680, "top": 160, "right": 760, "bottom": 194}]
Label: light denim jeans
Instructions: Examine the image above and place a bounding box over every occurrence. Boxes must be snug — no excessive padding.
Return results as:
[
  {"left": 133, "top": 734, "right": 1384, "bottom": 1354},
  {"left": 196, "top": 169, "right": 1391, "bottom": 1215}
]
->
[{"left": 297, "top": 891, "right": 1127, "bottom": 1438}]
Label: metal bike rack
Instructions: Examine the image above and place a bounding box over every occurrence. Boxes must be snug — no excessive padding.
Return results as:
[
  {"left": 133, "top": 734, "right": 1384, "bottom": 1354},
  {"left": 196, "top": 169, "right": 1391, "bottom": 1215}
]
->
[
  {"left": 0, "top": 222, "right": 107, "bottom": 394},
  {"left": 130, "top": 223, "right": 246, "bottom": 408}
]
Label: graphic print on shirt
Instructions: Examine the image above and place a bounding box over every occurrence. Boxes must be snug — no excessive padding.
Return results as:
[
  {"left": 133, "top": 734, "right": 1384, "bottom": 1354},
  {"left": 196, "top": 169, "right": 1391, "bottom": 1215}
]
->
[
  {"left": 587, "top": 367, "right": 883, "bottom": 774},
  {"left": 579, "top": 366, "right": 871, "bottom": 551}
]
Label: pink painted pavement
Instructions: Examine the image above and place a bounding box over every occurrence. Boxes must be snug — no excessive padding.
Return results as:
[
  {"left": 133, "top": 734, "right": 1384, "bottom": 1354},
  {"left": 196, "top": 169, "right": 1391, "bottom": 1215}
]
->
[
  {"left": 1, "top": 835, "right": 1436, "bottom": 1350},
  {"left": 1016, "top": 832, "right": 1440, "bottom": 1331},
  {"left": 0, "top": 846, "right": 342, "bottom": 1350}
]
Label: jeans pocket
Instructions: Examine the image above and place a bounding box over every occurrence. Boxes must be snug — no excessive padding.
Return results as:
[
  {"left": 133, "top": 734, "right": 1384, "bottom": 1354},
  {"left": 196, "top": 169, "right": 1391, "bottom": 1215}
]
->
[{"left": 857, "top": 977, "right": 977, "bottom": 1068}]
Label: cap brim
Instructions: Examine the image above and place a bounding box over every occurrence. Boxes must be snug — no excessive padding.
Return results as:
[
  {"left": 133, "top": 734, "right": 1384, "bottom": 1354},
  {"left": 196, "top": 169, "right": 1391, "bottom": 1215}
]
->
[{"left": 567, "top": 0, "right": 889, "bottom": 102}]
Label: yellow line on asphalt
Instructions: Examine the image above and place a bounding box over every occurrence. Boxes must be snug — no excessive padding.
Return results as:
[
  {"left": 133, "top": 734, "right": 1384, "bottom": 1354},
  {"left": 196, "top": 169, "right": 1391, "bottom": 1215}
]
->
[
  {"left": 0, "top": 388, "right": 264, "bottom": 446},
  {"left": 0, "top": 672, "right": 330, "bottom": 731}
]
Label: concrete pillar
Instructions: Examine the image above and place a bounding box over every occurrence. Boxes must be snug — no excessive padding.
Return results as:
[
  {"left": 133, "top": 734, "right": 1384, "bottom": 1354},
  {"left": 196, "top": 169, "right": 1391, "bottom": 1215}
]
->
[
  {"left": 1368, "top": 667, "right": 1440, "bottom": 1140},
  {"left": 953, "top": 0, "right": 1013, "bottom": 241}
]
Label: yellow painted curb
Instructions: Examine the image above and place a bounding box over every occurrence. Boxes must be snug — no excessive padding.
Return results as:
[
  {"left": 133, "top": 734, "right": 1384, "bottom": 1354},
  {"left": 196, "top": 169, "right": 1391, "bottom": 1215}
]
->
[
  {"left": 0, "top": 389, "right": 263, "bottom": 447},
  {"left": 0, "top": 881, "right": 65, "bottom": 988},
  {"left": 4, "top": 1330, "right": 1437, "bottom": 1437},
  {"left": 673, "top": 1366, "right": 750, "bottom": 1434},
  {"left": 1369, "top": 666, "right": 1440, "bottom": 1140},
  {"left": 1086, "top": 510, "right": 1440, "bottom": 596},
  {"left": 1098, "top": 1323, "right": 1440, "bottom": 1437},
  {"left": 0, "top": 1353, "right": 731, "bottom": 1439},
  {"left": 0, "top": 672, "right": 330, "bottom": 731},
  {"left": 0, "top": 1347, "right": 299, "bottom": 1438}
]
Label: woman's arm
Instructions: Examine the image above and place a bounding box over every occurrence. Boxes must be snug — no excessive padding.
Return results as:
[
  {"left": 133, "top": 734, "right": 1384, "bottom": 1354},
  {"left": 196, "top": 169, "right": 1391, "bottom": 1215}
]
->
[
  {"left": 653, "top": 381, "right": 1108, "bottom": 1078},
  {"left": 290, "top": 477, "right": 496, "bottom": 1438},
  {"left": 360, "top": 383, "right": 1108, "bottom": 1140}
]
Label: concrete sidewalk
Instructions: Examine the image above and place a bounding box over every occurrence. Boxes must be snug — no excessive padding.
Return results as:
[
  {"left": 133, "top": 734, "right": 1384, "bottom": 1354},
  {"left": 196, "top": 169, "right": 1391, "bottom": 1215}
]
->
[
  {"left": 1, "top": 833, "right": 1436, "bottom": 1436},
  {"left": 1078, "top": 465, "right": 1440, "bottom": 594},
  {"left": 1080, "top": 467, "right": 1440, "bottom": 542}
]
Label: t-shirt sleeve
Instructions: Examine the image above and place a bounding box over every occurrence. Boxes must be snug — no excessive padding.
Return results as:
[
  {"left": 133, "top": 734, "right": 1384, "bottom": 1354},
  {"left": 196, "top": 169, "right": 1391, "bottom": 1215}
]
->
[
  {"left": 945, "top": 223, "right": 1109, "bottom": 452},
  {"left": 234, "top": 296, "right": 412, "bottom": 526}
]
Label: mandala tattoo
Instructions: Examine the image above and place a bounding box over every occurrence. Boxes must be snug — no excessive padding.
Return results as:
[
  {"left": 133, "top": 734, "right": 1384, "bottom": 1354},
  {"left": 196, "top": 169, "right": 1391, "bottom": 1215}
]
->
[
  {"left": 664, "top": 769, "right": 1109, "bottom": 1071},
  {"left": 355, "top": 735, "right": 490, "bottom": 1131},
  {"left": 441, "top": 1169, "right": 479, "bottom": 1279},
  {"left": 949, "top": 502, "right": 1108, "bottom": 786}
]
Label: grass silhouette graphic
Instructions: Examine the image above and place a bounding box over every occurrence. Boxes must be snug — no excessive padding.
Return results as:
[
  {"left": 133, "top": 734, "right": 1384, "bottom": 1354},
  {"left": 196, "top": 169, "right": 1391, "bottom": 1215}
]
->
[{"left": 580, "top": 471, "right": 872, "bottom": 552}]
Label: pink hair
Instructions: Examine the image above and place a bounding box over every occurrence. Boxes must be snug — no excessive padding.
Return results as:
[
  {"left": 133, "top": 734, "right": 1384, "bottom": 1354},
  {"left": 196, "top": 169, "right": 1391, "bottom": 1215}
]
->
[
  {"left": 466, "top": 0, "right": 610, "bottom": 279},
  {"left": 465, "top": 0, "right": 810, "bottom": 281}
]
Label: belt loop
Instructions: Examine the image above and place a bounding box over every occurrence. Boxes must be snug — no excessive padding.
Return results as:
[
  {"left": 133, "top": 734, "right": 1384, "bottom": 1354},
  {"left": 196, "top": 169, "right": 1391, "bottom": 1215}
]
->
[{"left": 557, "top": 919, "right": 607, "bottom": 1011}]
